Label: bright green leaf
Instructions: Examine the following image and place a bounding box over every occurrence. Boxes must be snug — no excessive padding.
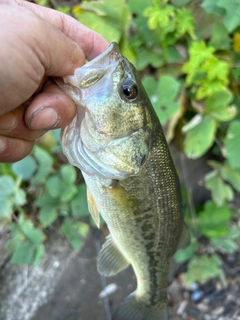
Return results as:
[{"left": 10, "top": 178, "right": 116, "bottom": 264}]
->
[
  {"left": 198, "top": 201, "right": 232, "bottom": 238},
  {"left": 183, "top": 115, "right": 217, "bottom": 159},
  {"left": 176, "top": 7, "right": 195, "bottom": 38}
]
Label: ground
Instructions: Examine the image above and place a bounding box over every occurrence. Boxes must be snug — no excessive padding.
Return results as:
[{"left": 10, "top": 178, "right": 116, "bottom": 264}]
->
[{"left": 0, "top": 223, "right": 240, "bottom": 320}]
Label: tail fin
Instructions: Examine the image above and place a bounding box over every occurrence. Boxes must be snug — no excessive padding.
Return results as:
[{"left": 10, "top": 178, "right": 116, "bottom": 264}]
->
[{"left": 112, "top": 293, "right": 168, "bottom": 320}]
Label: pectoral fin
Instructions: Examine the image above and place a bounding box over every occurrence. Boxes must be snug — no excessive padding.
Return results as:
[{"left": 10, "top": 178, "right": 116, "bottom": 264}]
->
[
  {"left": 87, "top": 187, "right": 100, "bottom": 228},
  {"left": 97, "top": 235, "right": 129, "bottom": 276}
]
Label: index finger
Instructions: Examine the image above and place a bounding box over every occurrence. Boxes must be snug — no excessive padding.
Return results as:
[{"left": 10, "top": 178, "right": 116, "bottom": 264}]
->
[{"left": 15, "top": 0, "right": 109, "bottom": 60}]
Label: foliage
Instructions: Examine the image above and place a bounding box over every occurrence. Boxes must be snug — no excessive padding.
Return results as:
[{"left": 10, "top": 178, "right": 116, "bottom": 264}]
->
[
  {"left": 0, "top": 0, "right": 240, "bottom": 287},
  {"left": 0, "top": 139, "right": 90, "bottom": 265}
]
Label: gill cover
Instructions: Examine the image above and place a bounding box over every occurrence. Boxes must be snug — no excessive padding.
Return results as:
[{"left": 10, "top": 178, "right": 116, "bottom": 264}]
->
[{"left": 57, "top": 43, "right": 153, "bottom": 180}]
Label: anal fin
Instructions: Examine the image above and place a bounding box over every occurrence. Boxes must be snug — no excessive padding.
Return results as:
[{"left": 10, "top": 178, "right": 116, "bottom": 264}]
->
[
  {"left": 87, "top": 187, "right": 100, "bottom": 228},
  {"left": 97, "top": 235, "right": 129, "bottom": 276}
]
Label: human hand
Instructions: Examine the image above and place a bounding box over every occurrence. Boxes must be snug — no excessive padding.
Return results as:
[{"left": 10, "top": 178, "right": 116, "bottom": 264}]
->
[{"left": 0, "top": 0, "right": 109, "bottom": 162}]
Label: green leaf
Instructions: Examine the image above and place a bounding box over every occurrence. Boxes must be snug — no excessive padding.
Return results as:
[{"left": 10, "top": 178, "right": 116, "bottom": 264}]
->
[
  {"left": 142, "top": 75, "right": 181, "bottom": 124},
  {"left": 33, "top": 244, "right": 45, "bottom": 266},
  {"left": 11, "top": 156, "right": 37, "bottom": 181},
  {"left": 217, "top": 0, "right": 240, "bottom": 32},
  {"left": 174, "top": 241, "right": 198, "bottom": 263},
  {"left": 60, "top": 165, "right": 77, "bottom": 184},
  {"left": 46, "top": 176, "right": 63, "bottom": 198},
  {"left": 13, "top": 188, "right": 26, "bottom": 206},
  {"left": 204, "top": 171, "right": 233, "bottom": 206},
  {"left": 224, "top": 120, "right": 240, "bottom": 169},
  {"left": 0, "top": 175, "right": 15, "bottom": 196},
  {"left": 209, "top": 22, "right": 231, "bottom": 50},
  {"left": 32, "top": 146, "right": 53, "bottom": 185},
  {"left": 198, "top": 201, "right": 232, "bottom": 238},
  {"left": 135, "top": 47, "right": 164, "bottom": 70},
  {"left": 221, "top": 165, "right": 240, "bottom": 192},
  {"left": 186, "top": 254, "right": 222, "bottom": 284},
  {"left": 39, "top": 208, "right": 58, "bottom": 227},
  {"left": 211, "top": 237, "right": 238, "bottom": 254},
  {"left": 183, "top": 115, "right": 217, "bottom": 159},
  {"left": 10, "top": 242, "right": 35, "bottom": 265},
  {"left": 201, "top": 0, "right": 225, "bottom": 16},
  {"left": 205, "top": 91, "right": 236, "bottom": 121},
  {"left": 21, "top": 226, "right": 44, "bottom": 245},
  {"left": 176, "top": 7, "right": 195, "bottom": 38},
  {"left": 61, "top": 184, "right": 78, "bottom": 203},
  {"left": 35, "top": 193, "right": 59, "bottom": 211},
  {"left": 171, "top": 0, "right": 191, "bottom": 7},
  {"left": 60, "top": 218, "right": 89, "bottom": 250},
  {"left": 0, "top": 196, "right": 12, "bottom": 218},
  {"left": 74, "top": 11, "right": 121, "bottom": 42},
  {"left": 71, "top": 184, "right": 89, "bottom": 217}
]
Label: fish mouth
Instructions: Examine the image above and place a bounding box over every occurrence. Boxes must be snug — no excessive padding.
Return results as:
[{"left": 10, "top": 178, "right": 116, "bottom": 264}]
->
[{"left": 53, "top": 42, "right": 122, "bottom": 106}]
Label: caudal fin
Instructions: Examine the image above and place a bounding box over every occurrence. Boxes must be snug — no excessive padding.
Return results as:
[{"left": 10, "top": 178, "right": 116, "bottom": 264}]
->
[{"left": 112, "top": 293, "right": 168, "bottom": 320}]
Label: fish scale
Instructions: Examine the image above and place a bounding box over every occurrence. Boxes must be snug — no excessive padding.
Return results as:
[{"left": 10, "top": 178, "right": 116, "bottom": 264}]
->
[{"left": 55, "top": 42, "right": 189, "bottom": 320}]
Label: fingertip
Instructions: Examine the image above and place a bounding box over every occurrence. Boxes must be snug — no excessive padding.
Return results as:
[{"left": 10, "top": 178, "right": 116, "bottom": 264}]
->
[
  {"left": 0, "top": 136, "right": 34, "bottom": 163},
  {"left": 25, "top": 84, "right": 76, "bottom": 130}
]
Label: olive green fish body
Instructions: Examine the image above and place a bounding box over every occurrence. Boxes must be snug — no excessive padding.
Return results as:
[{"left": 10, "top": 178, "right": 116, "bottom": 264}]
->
[
  {"left": 55, "top": 43, "right": 189, "bottom": 320},
  {"left": 82, "top": 120, "right": 183, "bottom": 319}
]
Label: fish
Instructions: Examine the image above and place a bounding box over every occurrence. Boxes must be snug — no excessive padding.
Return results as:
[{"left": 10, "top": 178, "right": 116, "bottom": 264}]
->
[{"left": 54, "top": 42, "right": 189, "bottom": 320}]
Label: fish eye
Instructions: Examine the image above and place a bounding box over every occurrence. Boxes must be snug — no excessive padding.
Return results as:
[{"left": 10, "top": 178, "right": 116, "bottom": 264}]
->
[{"left": 121, "top": 80, "right": 138, "bottom": 101}]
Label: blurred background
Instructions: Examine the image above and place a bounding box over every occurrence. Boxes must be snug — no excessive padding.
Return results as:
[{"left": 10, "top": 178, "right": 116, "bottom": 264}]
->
[{"left": 0, "top": 0, "right": 240, "bottom": 319}]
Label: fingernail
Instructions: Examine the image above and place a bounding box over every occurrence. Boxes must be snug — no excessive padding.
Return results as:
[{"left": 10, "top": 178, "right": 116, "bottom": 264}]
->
[
  {"left": 0, "top": 137, "right": 6, "bottom": 153},
  {"left": 28, "top": 107, "right": 59, "bottom": 130},
  {"left": 0, "top": 112, "right": 16, "bottom": 130}
]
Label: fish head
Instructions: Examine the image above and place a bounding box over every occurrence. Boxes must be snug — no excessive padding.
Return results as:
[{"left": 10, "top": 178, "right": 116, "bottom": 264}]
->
[{"left": 55, "top": 42, "right": 155, "bottom": 180}]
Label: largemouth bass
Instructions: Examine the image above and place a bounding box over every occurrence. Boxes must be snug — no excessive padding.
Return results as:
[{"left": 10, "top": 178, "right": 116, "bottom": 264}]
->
[{"left": 55, "top": 42, "right": 189, "bottom": 320}]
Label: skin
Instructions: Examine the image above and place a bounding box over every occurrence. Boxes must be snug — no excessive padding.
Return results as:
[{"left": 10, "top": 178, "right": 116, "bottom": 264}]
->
[{"left": 0, "top": 0, "right": 109, "bottom": 162}]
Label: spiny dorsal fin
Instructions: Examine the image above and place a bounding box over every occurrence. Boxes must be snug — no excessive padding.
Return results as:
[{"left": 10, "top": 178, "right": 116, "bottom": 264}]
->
[
  {"left": 87, "top": 187, "right": 100, "bottom": 228},
  {"left": 97, "top": 235, "right": 129, "bottom": 276}
]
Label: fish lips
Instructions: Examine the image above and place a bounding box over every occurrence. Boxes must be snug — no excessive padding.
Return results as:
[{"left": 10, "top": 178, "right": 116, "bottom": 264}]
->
[{"left": 54, "top": 42, "right": 121, "bottom": 108}]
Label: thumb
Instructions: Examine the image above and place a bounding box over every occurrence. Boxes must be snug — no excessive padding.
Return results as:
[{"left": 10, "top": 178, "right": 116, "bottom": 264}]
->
[{"left": 37, "top": 19, "right": 85, "bottom": 77}]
